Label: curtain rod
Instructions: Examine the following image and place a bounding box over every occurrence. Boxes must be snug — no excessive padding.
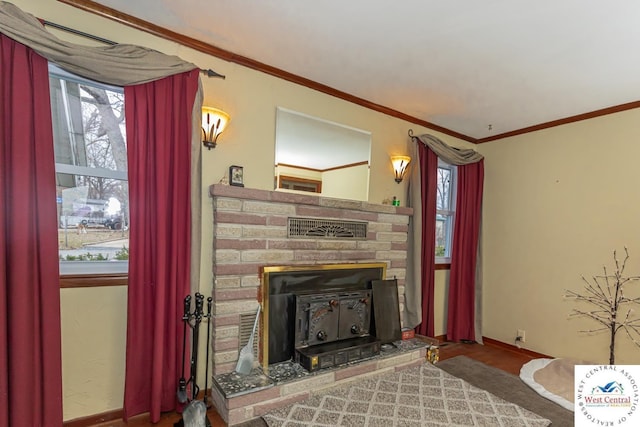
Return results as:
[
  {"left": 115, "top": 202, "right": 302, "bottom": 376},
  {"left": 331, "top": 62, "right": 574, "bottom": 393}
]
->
[{"left": 41, "top": 19, "right": 225, "bottom": 79}]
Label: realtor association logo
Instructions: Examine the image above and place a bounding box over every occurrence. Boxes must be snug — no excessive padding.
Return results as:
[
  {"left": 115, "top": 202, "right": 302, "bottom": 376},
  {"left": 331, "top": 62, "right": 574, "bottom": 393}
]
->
[{"left": 575, "top": 365, "right": 640, "bottom": 426}]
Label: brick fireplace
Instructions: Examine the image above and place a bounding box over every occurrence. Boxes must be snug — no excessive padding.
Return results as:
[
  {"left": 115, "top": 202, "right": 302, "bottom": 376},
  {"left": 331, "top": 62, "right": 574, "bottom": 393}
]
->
[{"left": 208, "top": 184, "right": 424, "bottom": 425}]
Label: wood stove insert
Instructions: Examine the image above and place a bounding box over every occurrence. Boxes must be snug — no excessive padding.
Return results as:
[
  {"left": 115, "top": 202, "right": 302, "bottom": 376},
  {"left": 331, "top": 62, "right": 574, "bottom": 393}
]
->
[
  {"left": 261, "top": 263, "right": 387, "bottom": 372},
  {"left": 293, "top": 289, "right": 378, "bottom": 371}
]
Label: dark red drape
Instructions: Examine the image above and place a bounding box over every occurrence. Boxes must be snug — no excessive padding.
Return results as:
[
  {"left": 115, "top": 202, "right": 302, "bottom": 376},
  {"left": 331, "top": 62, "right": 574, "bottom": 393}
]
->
[
  {"left": 0, "top": 34, "right": 63, "bottom": 426},
  {"left": 447, "top": 159, "right": 484, "bottom": 342},
  {"left": 414, "top": 144, "right": 439, "bottom": 337},
  {"left": 123, "top": 69, "right": 199, "bottom": 421}
]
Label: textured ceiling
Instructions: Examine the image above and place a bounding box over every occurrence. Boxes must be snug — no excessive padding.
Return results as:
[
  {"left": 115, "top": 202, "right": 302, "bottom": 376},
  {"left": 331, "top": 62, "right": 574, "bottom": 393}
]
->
[{"left": 91, "top": 0, "right": 640, "bottom": 141}]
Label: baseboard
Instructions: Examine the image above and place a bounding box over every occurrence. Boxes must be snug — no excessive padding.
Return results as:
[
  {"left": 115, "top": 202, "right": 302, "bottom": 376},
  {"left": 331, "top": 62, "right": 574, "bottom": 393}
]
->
[
  {"left": 63, "top": 409, "right": 123, "bottom": 427},
  {"left": 62, "top": 389, "right": 211, "bottom": 427},
  {"left": 482, "top": 337, "right": 552, "bottom": 359},
  {"left": 429, "top": 334, "right": 552, "bottom": 359},
  {"left": 433, "top": 334, "right": 447, "bottom": 342}
]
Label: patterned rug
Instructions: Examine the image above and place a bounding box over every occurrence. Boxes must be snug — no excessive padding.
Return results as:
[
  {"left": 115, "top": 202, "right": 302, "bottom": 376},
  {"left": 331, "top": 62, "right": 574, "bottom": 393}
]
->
[{"left": 263, "top": 362, "right": 551, "bottom": 426}]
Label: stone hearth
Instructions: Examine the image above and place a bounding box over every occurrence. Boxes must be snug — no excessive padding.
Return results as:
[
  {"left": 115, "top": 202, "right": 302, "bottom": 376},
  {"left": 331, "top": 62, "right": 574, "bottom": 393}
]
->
[{"left": 211, "top": 339, "right": 428, "bottom": 425}]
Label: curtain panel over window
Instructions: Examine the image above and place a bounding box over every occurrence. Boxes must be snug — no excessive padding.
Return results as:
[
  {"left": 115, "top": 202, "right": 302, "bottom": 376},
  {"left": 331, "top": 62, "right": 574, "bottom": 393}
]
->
[
  {"left": 123, "top": 69, "right": 199, "bottom": 420},
  {"left": 0, "top": 33, "right": 64, "bottom": 427},
  {"left": 406, "top": 133, "right": 484, "bottom": 342},
  {"left": 1, "top": 1, "right": 204, "bottom": 423},
  {"left": 407, "top": 143, "right": 438, "bottom": 337},
  {"left": 447, "top": 160, "right": 484, "bottom": 341}
]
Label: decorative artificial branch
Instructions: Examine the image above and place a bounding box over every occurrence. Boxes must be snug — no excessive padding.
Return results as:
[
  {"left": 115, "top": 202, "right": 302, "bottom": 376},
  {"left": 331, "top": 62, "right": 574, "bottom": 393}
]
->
[{"left": 565, "top": 247, "right": 640, "bottom": 364}]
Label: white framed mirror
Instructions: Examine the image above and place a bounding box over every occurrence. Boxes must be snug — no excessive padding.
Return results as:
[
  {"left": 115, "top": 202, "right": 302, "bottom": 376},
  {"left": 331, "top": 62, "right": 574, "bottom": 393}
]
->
[{"left": 274, "top": 107, "right": 371, "bottom": 201}]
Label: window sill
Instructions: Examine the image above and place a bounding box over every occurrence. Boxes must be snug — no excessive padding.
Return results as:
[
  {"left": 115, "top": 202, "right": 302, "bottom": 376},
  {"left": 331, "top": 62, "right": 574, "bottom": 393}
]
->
[
  {"left": 60, "top": 273, "right": 128, "bottom": 288},
  {"left": 435, "top": 263, "right": 451, "bottom": 271},
  {"left": 59, "top": 260, "right": 128, "bottom": 275}
]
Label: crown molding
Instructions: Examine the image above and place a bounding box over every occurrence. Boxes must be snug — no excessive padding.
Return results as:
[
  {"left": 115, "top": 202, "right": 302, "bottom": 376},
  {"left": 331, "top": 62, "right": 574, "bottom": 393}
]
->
[
  {"left": 476, "top": 100, "right": 640, "bottom": 143},
  {"left": 57, "top": 0, "right": 476, "bottom": 143},
  {"left": 55, "top": 0, "right": 640, "bottom": 145}
]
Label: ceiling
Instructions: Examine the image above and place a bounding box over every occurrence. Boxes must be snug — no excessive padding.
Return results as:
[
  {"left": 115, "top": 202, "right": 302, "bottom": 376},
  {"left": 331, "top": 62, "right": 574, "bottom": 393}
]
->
[{"left": 89, "top": 0, "right": 640, "bottom": 141}]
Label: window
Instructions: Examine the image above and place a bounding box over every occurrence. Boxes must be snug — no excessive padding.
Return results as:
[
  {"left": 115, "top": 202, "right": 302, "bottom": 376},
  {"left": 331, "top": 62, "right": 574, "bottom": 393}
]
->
[
  {"left": 49, "top": 64, "right": 129, "bottom": 275},
  {"left": 435, "top": 160, "right": 457, "bottom": 263}
]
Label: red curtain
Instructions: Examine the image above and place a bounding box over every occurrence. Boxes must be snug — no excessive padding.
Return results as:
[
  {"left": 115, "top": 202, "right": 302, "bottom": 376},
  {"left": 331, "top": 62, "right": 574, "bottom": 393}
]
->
[
  {"left": 123, "top": 70, "right": 199, "bottom": 421},
  {"left": 414, "top": 144, "right": 438, "bottom": 336},
  {"left": 0, "top": 35, "right": 63, "bottom": 426},
  {"left": 447, "top": 159, "right": 484, "bottom": 342}
]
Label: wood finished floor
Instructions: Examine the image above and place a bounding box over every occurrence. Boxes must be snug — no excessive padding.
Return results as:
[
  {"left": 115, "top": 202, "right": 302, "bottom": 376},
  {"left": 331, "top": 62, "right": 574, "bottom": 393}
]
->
[{"left": 91, "top": 340, "right": 539, "bottom": 427}]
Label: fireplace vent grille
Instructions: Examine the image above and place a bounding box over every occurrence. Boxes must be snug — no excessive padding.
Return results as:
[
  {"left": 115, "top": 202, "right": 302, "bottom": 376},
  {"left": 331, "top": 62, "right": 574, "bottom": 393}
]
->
[
  {"left": 239, "top": 312, "right": 259, "bottom": 354},
  {"left": 288, "top": 218, "right": 367, "bottom": 239}
]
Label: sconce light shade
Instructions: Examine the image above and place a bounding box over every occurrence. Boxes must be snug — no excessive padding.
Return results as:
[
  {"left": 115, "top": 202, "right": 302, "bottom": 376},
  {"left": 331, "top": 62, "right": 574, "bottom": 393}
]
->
[
  {"left": 202, "top": 107, "right": 230, "bottom": 150},
  {"left": 390, "top": 155, "right": 411, "bottom": 183}
]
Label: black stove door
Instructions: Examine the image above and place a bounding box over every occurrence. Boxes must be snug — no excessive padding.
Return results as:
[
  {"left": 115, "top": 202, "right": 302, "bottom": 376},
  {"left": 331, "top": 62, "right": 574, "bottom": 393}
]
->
[
  {"left": 294, "top": 294, "right": 340, "bottom": 347},
  {"left": 338, "top": 291, "right": 371, "bottom": 339}
]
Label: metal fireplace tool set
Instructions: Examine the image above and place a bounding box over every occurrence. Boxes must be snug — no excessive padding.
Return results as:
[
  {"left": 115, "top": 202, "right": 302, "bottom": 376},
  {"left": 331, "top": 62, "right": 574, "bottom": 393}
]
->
[
  {"left": 175, "top": 293, "right": 261, "bottom": 426},
  {"left": 175, "top": 293, "right": 212, "bottom": 427}
]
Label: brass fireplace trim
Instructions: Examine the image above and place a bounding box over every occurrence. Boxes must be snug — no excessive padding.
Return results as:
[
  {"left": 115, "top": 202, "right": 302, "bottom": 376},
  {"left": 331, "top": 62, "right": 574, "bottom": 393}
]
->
[{"left": 260, "top": 262, "right": 387, "bottom": 371}]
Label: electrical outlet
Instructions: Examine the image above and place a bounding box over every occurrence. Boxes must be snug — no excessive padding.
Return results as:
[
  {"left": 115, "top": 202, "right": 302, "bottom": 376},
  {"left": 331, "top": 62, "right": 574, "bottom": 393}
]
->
[{"left": 517, "top": 329, "right": 526, "bottom": 343}]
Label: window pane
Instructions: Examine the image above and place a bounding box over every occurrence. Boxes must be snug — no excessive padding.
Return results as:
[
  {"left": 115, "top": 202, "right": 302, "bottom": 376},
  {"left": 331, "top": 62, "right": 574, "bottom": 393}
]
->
[
  {"left": 436, "top": 167, "right": 452, "bottom": 210},
  {"left": 435, "top": 161, "right": 456, "bottom": 262},
  {"left": 57, "top": 174, "right": 129, "bottom": 263},
  {"left": 50, "top": 65, "right": 129, "bottom": 273},
  {"left": 435, "top": 213, "right": 453, "bottom": 258},
  {"left": 50, "top": 75, "right": 126, "bottom": 172}
]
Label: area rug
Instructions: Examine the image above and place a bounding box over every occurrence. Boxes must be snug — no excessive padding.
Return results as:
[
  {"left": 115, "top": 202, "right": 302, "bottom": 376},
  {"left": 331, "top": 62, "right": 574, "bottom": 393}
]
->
[
  {"left": 438, "top": 356, "right": 574, "bottom": 427},
  {"left": 262, "top": 361, "right": 551, "bottom": 426}
]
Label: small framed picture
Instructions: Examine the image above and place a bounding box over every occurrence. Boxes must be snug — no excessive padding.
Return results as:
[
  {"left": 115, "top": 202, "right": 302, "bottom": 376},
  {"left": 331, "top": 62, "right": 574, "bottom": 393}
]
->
[{"left": 229, "top": 165, "right": 244, "bottom": 187}]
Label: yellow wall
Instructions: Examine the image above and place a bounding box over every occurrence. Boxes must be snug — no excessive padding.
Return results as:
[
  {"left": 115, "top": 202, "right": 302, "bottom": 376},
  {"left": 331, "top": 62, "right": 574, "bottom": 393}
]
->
[
  {"left": 434, "top": 269, "right": 450, "bottom": 335},
  {"left": 477, "top": 108, "right": 640, "bottom": 364},
  {"left": 15, "top": 0, "right": 469, "bottom": 421},
  {"left": 275, "top": 163, "right": 369, "bottom": 200},
  {"left": 322, "top": 164, "right": 370, "bottom": 201},
  {"left": 60, "top": 286, "right": 127, "bottom": 417}
]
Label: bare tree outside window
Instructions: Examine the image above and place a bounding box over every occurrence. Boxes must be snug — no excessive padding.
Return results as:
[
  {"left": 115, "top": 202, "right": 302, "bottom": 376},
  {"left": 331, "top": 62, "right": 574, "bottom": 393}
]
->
[
  {"left": 436, "top": 167, "right": 451, "bottom": 211},
  {"left": 79, "top": 86, "right": 128, "bottom": 218},
  {"left": 81, "top": 86, "right": 127, "bottom": 172}
]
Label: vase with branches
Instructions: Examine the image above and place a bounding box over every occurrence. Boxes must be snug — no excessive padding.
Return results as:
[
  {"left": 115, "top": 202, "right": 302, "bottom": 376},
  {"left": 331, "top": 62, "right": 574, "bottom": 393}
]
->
[{"left": 565, "top": 248, "right": 640, "bottom": 364}]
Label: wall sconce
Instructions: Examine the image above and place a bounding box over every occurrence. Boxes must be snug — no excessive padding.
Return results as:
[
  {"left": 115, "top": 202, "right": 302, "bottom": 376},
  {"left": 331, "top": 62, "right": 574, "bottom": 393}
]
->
[
  {"left": 202, "top": 107, "right": 230, "bottom": 150},
  {"left": 390, "top": 155, "right": 411, "bottom": 183}
]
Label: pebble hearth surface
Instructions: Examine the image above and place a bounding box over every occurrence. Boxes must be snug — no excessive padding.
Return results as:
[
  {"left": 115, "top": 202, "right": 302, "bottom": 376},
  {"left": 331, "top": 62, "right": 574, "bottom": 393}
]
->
[{"left": 212, "top": 338, "right": 428, "bottom": 398}]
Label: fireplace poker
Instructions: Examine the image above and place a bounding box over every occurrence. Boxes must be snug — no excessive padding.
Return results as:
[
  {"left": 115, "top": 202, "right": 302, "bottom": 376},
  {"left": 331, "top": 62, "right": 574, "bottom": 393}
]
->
[
  {"left": 203, "top": 296, "right": 213, "bottom": 408},
  {"left": 177, "top": 295, "right": 191, "bottom": 404}
]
